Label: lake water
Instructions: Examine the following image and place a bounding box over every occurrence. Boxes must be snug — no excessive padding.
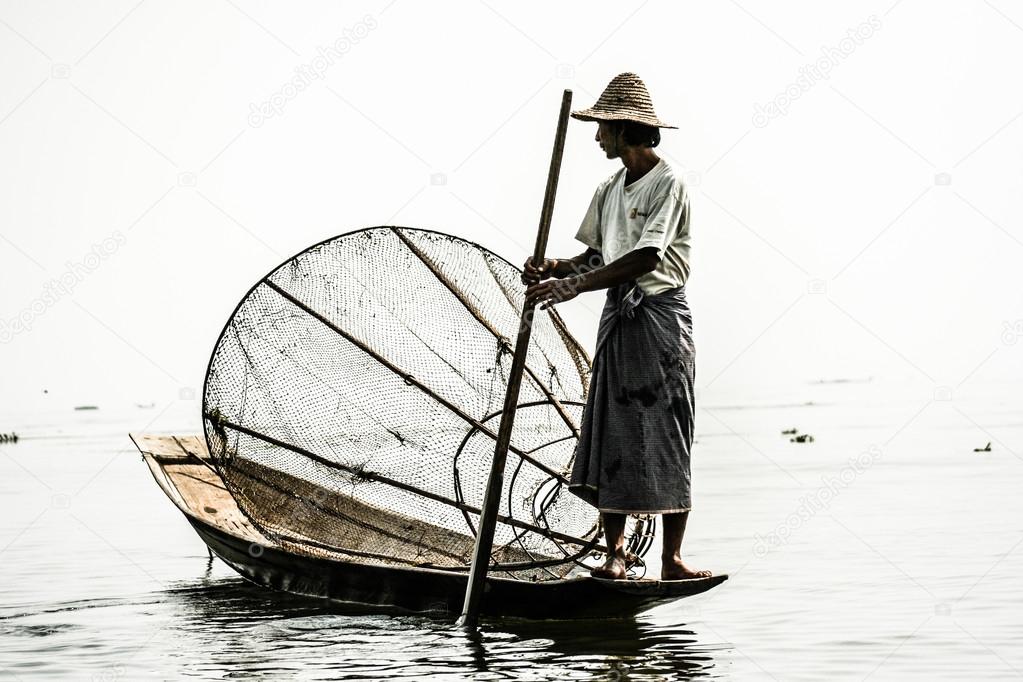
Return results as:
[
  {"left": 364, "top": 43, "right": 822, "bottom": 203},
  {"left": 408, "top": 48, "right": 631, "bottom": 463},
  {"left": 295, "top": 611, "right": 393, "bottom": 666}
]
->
[{"left": 1, "top": 380, "right": 1021, "bottom": 680}]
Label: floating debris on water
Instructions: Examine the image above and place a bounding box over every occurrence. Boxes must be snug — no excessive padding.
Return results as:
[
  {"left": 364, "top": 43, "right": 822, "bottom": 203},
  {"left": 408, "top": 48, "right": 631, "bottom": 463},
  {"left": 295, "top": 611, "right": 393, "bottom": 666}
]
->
[
  {"left": 782, "top": 427, "right": 814, "bottom": 442},
  {"left": 973, "top": 442, "right": 992, "bottom": 452},
  {"left": 73, "top": 405, "right": 99, "bottom": 411},
  {"left": 0, "top": 432, "right": 19, "bottom": 444}
]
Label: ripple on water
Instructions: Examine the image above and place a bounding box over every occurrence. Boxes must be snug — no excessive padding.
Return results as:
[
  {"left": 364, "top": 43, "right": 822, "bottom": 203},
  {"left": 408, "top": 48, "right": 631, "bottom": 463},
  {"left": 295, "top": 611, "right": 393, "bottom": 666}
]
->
[{"left": 0, "top": 622, "right": 82, "bottom": 638}]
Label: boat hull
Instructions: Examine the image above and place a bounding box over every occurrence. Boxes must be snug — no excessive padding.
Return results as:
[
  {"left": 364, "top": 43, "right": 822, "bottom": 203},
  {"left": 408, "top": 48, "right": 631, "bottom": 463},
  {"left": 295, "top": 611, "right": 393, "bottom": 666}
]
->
[
  {"left": 189, "top": 514, "right": 727, "bottom": 619},
  {"left": 132, "top": 433, "right": 727, "bottom": 619}
]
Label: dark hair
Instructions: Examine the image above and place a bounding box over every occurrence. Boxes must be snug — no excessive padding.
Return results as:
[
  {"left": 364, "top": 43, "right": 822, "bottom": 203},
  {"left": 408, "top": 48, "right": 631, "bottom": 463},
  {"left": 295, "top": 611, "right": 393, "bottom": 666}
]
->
[{"left": 614, "top": 120, "right": 661, "bottom": 148}]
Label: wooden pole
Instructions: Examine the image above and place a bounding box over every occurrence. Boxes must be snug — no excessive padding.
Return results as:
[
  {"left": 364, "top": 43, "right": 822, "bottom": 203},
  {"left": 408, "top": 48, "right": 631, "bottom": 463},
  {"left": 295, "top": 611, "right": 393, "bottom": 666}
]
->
[{"left": 457, "top": 89, "right": 573, "bottom": 629}]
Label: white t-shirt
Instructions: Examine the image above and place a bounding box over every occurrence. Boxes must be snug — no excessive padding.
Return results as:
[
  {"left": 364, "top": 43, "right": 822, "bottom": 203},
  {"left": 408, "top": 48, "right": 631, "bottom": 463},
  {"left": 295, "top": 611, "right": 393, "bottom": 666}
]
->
[{"left": 573, "top": 158, "right": 691, "bottom": 295}]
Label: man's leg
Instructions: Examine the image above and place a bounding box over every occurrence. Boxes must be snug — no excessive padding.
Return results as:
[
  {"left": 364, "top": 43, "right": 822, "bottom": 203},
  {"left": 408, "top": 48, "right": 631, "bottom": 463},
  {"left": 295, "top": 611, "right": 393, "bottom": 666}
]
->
[
  {"left": 591, "top": 512, "right": 627, "bottom": 579},
  {"left": 661, "top": 512, "right": 712, "bottom": 580}
]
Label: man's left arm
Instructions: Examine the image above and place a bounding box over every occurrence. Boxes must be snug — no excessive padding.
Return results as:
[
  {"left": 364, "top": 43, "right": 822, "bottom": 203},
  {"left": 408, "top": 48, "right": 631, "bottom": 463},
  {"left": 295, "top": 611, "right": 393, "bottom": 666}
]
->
[{"left": 630, "top": 182, "right": 687, "bottom": 259}]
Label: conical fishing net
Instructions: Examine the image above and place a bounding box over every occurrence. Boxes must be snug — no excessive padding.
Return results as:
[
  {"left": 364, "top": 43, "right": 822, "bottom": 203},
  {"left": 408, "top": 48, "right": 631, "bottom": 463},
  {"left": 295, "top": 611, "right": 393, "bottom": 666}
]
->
[{"left": 203, "top": 227, "right": 626, "bottom": 580}]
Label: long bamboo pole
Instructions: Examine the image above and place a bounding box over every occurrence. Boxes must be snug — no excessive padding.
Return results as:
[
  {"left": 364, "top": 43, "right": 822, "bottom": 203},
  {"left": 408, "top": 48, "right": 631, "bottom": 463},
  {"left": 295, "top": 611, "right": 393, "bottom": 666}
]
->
[{"left": 457, "top": 89, "right": 573, "bottom": 629}]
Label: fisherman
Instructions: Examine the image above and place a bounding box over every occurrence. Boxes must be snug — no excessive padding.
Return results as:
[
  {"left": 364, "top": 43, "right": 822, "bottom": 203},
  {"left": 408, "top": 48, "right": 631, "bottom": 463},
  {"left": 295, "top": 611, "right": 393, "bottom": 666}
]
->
[{"left": 523, "top": 73, "right": 711, "bottom": 581}]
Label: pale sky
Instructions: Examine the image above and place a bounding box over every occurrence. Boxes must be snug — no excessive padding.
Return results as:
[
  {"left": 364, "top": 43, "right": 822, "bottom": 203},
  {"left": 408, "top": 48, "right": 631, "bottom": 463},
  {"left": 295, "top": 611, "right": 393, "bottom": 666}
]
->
[{"left": 1, "top": 0, "right": 1021, "bottom": 418}]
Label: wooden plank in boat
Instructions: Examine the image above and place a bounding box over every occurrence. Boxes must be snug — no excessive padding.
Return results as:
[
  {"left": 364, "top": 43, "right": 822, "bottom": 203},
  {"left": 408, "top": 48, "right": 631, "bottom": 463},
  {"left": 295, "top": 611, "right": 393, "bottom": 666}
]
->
[
  {"left": 132, "top": 434, "right": 561, "bottom": 576},
  {"left": 161, "top": 461, "right": 266, "bottom": 544},
  {"left": 130, "top": 433, "right": 210, "bottom": 463}
]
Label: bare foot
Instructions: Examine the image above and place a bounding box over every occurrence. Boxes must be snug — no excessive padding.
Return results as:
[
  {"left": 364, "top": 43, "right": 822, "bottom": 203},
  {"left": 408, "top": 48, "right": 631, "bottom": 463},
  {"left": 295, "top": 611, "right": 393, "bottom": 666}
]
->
[
  {"left": 661, "top": 557, "right": 712, "bottom": 580},
  {"left": 591, "top": 555, "right": 627, "bottom": 580}
]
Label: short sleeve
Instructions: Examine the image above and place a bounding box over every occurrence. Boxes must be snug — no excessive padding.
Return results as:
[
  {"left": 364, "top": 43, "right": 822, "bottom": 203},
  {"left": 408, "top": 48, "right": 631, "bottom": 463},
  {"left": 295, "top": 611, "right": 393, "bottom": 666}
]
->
[
  {"left": 573, "top": 184, "right": 605, "bottom": 251},
  {"left": 633, "top": 180, "right": 687, "bottom": 257}
]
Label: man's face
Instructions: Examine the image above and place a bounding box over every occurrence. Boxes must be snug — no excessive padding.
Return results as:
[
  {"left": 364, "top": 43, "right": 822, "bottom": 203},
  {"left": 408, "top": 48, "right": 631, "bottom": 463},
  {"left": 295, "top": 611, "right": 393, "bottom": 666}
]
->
[{"left": 595, "top": 121, "right": 621, "bottom": 159}]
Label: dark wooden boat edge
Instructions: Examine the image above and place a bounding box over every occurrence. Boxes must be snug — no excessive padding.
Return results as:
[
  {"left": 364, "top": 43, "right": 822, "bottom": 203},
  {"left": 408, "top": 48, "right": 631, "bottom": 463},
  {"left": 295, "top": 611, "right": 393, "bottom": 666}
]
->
[{"left": 131, "top": 433, "right": 728, "bottom": 620}]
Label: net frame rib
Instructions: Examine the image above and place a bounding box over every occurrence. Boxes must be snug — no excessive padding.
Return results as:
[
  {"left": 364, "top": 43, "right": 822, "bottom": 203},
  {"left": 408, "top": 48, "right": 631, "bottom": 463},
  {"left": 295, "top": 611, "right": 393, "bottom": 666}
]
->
[
  {"left": 262, "top": 278, "right": 570, "bottom": 485},
  {"left": 207, "top": 414, "right": 605, "bottom": 554},
  {"left": 389, "top": 227, "right": 581, "bottom": 440},
  {"left": 213, "top": 455, "right": 595, "bottom": 572}
]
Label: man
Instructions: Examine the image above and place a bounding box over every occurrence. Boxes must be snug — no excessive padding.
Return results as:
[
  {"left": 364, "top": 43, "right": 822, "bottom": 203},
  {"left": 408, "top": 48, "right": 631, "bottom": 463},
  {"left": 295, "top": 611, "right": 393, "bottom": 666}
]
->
[{"left": 523, "top": 72, "right": 711, "bottom": 581}]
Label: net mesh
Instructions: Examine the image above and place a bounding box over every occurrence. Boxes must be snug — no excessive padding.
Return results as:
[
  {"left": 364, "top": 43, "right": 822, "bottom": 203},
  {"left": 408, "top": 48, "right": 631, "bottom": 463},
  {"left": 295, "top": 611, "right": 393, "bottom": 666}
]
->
[{"left": 202, "top": 227, "right": 613, "bottom": 580}]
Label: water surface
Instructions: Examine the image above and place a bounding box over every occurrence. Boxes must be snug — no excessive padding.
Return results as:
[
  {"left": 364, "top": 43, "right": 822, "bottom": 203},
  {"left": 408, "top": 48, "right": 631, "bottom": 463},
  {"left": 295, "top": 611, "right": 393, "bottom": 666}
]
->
[{"left": 1, "top": 383, "right": 1020, "bottom": 679}]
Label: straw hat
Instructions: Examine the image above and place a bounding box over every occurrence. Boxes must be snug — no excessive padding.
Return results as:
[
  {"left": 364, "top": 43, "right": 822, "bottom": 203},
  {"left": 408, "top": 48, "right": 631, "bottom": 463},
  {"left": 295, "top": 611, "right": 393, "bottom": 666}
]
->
[{"left": 571, "top": 72, "right": 676, "bottom": 129}]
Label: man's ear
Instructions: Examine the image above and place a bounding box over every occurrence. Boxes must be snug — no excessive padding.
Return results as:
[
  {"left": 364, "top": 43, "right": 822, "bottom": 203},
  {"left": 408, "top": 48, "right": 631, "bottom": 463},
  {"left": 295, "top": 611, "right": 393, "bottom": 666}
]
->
[{"left": 613, "top": 122, "right": 627, "bottom": 146}]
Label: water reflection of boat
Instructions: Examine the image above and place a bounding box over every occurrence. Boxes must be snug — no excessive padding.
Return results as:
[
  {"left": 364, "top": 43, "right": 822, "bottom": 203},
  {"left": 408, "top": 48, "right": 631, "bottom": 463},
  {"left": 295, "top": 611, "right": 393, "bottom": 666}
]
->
[
  {"left": 160, "top": 578, "right": 721, "bottom": 678},
  {"left": 132, "top": 433, "right": 727, "bottom": 619},
  {"left": 490, "top": 617, "right": 721, "bottom": 678}
]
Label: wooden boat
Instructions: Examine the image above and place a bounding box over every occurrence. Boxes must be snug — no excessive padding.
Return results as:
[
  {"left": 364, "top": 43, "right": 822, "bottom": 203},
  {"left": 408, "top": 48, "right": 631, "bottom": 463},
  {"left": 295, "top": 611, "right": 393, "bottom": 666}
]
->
[{"left": 131, "top": 433, "right": 727, "bottom": 619}]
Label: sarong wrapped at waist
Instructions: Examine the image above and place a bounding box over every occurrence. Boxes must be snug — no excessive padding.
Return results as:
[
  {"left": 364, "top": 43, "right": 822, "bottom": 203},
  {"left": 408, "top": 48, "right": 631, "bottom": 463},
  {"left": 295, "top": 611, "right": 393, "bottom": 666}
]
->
[{"left": 568, "top": 281, "right": 695, "bottom": 514}]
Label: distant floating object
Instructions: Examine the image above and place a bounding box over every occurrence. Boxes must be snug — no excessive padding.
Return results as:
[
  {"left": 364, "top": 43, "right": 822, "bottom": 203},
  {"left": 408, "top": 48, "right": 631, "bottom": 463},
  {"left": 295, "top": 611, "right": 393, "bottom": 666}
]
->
[
  {"left": 782, "top": 427, "right": 813, "bottom": 441},
  {"left": 0, "top": 432, "right": 18, "bottom": 444},
  {"left": 136, "top": 402, "right": 156, "bottom": 409},
  {"left": 973, "top": 442, "right": 992, "bottom": 452},
  {"left": 74, "top": 405, "right": 99, "bottom": 411}
]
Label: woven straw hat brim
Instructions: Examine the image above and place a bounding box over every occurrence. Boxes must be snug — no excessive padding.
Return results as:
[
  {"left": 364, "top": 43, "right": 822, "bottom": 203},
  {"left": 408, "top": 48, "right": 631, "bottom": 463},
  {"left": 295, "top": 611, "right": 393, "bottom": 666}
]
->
[{"left": 570, "top": 108, "right": 677, "bottom": 129}]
